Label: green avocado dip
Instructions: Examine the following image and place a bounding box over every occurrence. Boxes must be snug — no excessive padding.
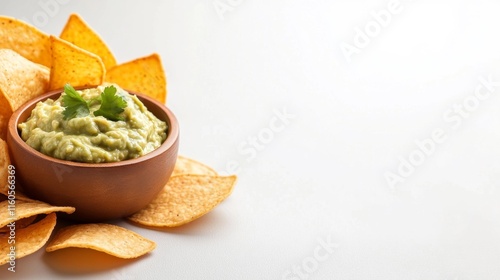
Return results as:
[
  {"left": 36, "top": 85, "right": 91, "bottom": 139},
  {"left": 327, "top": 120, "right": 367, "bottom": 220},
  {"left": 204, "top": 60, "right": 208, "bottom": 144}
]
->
[{"left": 18, "top": 84, "right": 167, "bottom": 163}]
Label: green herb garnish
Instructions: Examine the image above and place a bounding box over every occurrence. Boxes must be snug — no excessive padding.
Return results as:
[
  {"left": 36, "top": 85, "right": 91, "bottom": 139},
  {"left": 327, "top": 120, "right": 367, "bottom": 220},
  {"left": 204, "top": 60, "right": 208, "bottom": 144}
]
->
[
  {"left": 94, "top": 86, "right": 127, "bottom": 121},
  {"left": 62, "top": 84, "right": 90, "bottom": 119},
  {"left": 62, "top": 84, "right": 127, "bottom": 121}
]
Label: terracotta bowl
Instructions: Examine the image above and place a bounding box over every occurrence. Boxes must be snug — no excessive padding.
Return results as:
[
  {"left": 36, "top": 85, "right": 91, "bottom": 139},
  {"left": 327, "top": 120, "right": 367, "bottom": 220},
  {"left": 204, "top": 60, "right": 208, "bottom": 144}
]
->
[{"left": 7, "top": 89, "right": 179, "bottom": 222}]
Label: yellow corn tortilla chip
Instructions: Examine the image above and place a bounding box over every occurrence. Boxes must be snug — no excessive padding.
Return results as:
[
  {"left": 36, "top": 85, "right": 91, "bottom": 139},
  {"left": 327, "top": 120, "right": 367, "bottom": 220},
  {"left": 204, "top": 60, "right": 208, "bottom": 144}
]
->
[
  {"left": 0, "top": 213, "right": 57, "bottom": 266},
  {"left": 49, "top": 35, "right": 105, "bottom": 90},
  {"left": 0, "top": 16, "right": 51, "bottom": 67},
  {"left": 0, "top": 139, "right": 9, "bottom": 192},
  {"left": 128, "top": 175, "right": 237, "bottom": 227},
  {"left": 0, "top": 139, "right": 36, "bottom": 201},
  {"left": 46, "top": 223, "right": 156, "bottom": 259},
  {"left": 172, "top": 155, "right": 218, "bottom": 176},
  {"left": 60, "top": 14, "right": 116, "bottom": 70},
  {"left": 0, "top": 49, "right": 50, "bottom": 110},
  {"left": 0, "top": 215, "right": 37, "bottom": 233},
  {"left": 0, "top": 114, "right": 8, "bottom": 140},
  {"left": 106, "top": 53, "right": 167, "bottom": 103},
  {"left": 0, "top": 49, "right": 50, "bottom": 138},
  {"left": 0, "top": 200, "right": 75, "bottom": 228}
]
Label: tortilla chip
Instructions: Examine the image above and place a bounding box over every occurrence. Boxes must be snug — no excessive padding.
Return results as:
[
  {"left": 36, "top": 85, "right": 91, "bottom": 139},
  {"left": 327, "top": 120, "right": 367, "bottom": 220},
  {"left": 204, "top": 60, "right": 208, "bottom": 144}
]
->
[
  {"left": 128, "top": 175, "right": 237, "bottom": 227},
  {"left": 106, "top": 53, "right": 167, "bottom": 103},
  {"left": 0, "top": 16, "right": 51, "bottom": 67},
  {"left": 49, "top": 35, "right": 105, "bottom": 90},
  {"left": 46, "top": 223, "right": 156, "bottom": 259},
  {"left": 0, "top": 139, "right": 9, "bottom": 192},
  {"left": 60, "top": 14, "right": 116, "bottom": 69},
  {"left": 0, "top": 200, "right": 75, "bottom": 228},
  {"left": 0, "top": 213, "right": 57, "bottom": 266},
  {"left": 172, "top": 156, "right": 218, "bottom": 176},
  {"left": 0, "top": 49, "right": 50, "bottom": 109},
  {"left": 0, "top": 155, "right": 36, "bottom": 202},
  {"left": 0, "top": 215, "right": 36, "bottom": 233},
  {"left": 0, "top": 49, "right": 50, "bottom": 138},
  {"left": 0, "top": 114, "right": 8, "bottom": 140}
]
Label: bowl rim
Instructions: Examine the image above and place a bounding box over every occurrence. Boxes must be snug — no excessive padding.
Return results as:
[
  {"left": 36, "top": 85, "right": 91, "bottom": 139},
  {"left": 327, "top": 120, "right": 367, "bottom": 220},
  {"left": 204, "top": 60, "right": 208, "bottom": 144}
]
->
[{"left": 8, "top": 87, "right": 179, "bottom": 168}]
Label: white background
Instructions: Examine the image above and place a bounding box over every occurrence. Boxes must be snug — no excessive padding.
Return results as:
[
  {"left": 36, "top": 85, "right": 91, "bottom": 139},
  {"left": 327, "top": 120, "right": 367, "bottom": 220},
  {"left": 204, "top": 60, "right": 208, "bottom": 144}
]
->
[{"left": 2, "top": 0, "right": 500, "bottom": 279}]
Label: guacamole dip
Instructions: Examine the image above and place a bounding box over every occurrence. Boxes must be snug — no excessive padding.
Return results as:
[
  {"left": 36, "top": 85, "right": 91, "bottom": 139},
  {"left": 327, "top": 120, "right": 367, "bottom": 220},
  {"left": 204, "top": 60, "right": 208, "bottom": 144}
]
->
[{"left": 18, "top": 84, "right": 167, "bottom": 163}]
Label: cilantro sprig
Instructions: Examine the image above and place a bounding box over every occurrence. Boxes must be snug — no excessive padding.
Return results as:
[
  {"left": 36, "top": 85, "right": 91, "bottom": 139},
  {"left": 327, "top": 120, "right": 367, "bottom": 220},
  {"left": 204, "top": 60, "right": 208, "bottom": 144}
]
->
[
  {"left": 94, "top": 86, "right": 127, "bottom": 121},
  {"left": 62, "top": 84, "right": 90, "bottom": 119},
  {"left": 62, "top": 84, "right": 127, "bottom": 121}
]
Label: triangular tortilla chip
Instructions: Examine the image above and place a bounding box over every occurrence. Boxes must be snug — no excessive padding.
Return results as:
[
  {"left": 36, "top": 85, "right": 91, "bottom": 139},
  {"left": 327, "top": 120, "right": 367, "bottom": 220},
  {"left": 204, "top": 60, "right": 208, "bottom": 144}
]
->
[
  {"left": 0, "top": 16, "right": 51, "bottom": 67},
  {"left": 49, "top": 36, "right": 105, "bottom": 90},
  {"left": 60, "top": 14, "right": 116, "bottom": 69},
  {"left": 106, "top": 53, "right": 167, "bottom": 103},
  {"left": 0, "top": 49, "right": 50, "bottom": 138}
]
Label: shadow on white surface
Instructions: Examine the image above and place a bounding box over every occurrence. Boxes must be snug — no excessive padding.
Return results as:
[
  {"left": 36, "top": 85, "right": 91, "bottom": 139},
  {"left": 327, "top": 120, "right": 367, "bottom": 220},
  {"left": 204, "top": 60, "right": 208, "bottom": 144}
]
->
[
  {"left": 41, "top": 247, "right": 145, "bottom": 276},
  {"left": 126, "top": 206, "right": 232, "bottom": 235}
]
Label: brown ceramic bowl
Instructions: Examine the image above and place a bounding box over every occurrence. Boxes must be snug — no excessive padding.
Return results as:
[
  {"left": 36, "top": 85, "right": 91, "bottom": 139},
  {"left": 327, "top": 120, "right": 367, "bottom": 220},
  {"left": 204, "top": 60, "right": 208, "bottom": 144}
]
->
[{"left": 6, "top": 88, "right": 179, "bottom": 222}]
